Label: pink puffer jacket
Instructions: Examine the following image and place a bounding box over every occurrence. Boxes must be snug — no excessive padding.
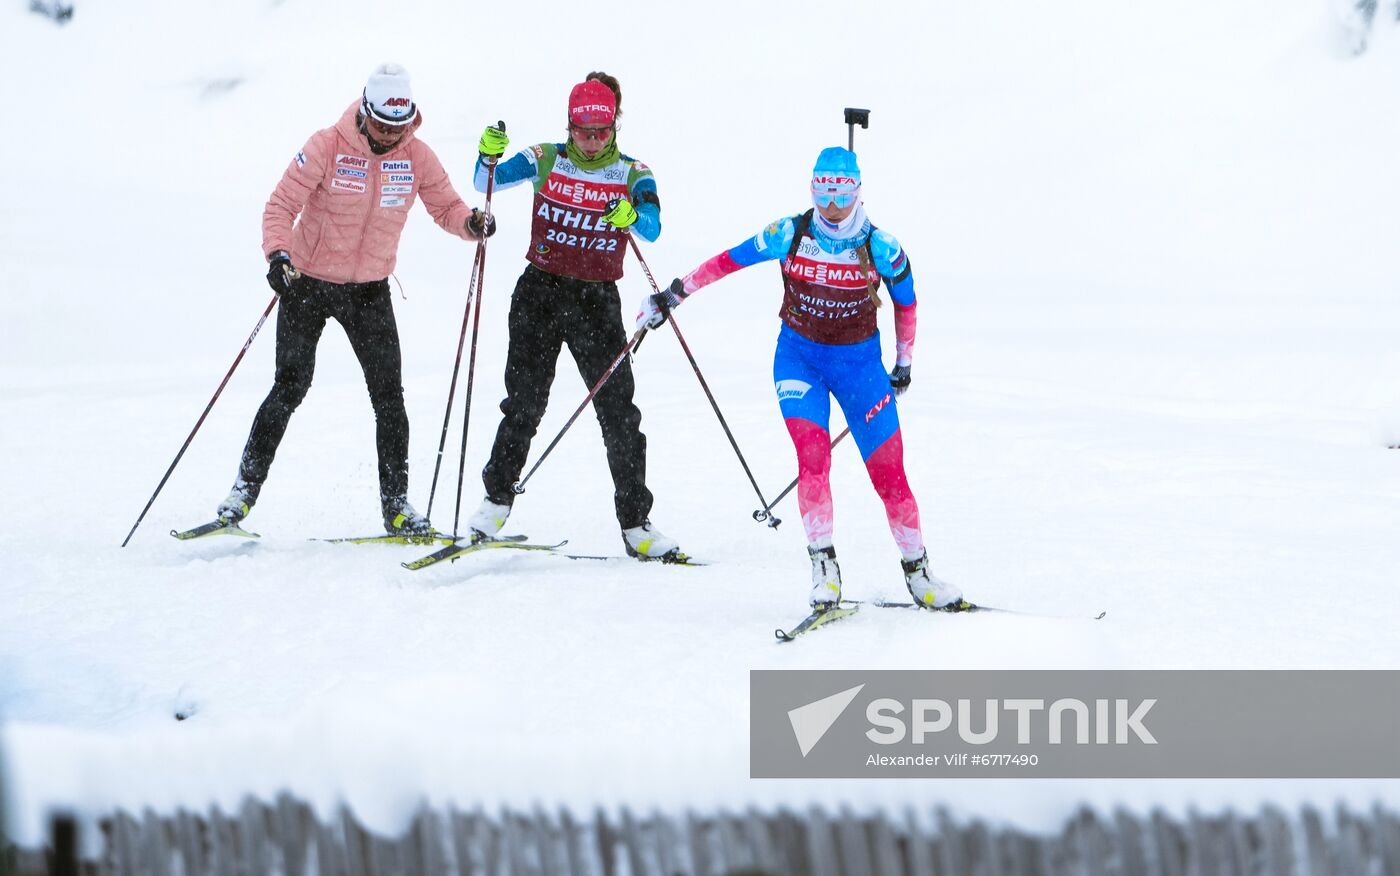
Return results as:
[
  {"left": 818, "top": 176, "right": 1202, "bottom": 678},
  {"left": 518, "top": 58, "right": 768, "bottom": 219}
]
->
[{"left": 262, "top": 102, "right": 474, "bottom": 284}]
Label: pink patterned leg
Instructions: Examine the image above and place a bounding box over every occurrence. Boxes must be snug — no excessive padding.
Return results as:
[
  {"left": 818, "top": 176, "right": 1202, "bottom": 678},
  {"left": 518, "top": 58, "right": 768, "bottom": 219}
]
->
[
  {"left": 864, "top": 429, "right": 925, "bottom": 560},
  {"left": 784, "top": 417, "right": 834, "bottom": 548}
]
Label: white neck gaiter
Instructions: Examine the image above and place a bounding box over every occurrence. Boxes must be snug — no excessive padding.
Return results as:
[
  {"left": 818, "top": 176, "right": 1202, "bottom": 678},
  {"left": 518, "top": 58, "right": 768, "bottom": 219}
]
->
[{"left": 811, "top": 203, "right": 869, "bottom": 245}]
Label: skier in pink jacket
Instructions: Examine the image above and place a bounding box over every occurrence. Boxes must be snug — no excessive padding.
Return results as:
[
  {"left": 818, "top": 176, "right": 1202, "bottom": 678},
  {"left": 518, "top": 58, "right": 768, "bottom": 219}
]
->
[{"left": 216, "top": 63, "right": 495, "bottom": 535}]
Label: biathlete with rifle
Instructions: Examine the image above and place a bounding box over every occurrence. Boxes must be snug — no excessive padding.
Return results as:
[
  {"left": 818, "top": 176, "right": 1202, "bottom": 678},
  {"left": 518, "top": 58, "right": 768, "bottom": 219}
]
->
[{"left": 637, "top": 147, "right": 972, "bottom": 611}]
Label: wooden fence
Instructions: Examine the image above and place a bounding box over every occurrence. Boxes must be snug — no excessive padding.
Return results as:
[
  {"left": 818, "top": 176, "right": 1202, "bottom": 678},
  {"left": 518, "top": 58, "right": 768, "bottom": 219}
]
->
[{"left": 5, "top": 798, "right": 1398, "bottom": 876}]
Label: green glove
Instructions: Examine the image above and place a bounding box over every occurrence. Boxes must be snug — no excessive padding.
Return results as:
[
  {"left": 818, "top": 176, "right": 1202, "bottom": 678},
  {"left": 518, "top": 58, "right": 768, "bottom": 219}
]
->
[
  {"left": 602, "top": 197, "right": 638, "bottom": 229},
  {"left": 478, "top": 124, "right": 509, "bottom": 158}
]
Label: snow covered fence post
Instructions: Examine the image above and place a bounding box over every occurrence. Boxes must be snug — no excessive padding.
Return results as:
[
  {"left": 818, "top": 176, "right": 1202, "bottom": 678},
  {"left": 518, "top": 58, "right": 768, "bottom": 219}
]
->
[
  {"left": 48, "top": 816, "right": 78, "bottom": 876},
  {"left": 22, "top": 800, "right": 1400, "bottom": 874}
]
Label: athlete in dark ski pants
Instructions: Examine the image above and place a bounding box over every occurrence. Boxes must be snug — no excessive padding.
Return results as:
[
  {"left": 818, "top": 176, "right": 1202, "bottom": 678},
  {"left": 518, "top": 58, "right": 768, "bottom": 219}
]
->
[
  {"left": 481, "top": 264, "right": 652, "bottom": 528},
  {"left": 467, "top": 74, "right": 680, "bottom": 557},
  {"left": 235, "top": 275, "right": 410, "bottom": 503}
]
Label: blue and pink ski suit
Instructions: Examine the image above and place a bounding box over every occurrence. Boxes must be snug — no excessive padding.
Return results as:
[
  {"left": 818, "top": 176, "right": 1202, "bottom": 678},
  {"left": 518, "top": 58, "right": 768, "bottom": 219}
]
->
[{"left": 675, "top": 200, "right": 924, "bottom": 559}]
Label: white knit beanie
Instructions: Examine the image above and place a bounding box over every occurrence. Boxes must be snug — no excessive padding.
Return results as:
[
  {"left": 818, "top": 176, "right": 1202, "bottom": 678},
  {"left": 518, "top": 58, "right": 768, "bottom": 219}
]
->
[{"left": 362, "top": 63, "right": 416, "bottom": 125}]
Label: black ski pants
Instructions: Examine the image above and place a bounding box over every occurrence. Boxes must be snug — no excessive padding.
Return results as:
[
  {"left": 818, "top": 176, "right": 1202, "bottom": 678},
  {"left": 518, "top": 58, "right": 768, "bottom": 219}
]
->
[
  {"left": 481, "top": 264, "right": 653, "bottom": 529},
  {"left": 236, "top": 274, "right": 410, "bottom": 501}
]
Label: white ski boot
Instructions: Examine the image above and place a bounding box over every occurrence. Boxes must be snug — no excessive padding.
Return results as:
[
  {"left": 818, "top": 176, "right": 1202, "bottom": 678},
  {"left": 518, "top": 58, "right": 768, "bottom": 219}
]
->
[
  {"left": 808, "top": 545, "right": 842, "bottom": 609},
  {"left": 902, "top": 551, "right": 968, "bottom": 610},
  {"left": 216, "top": 479, "right": 258, "bottom": 523},
  {"left": 621, "top": 520, "right": 681, "bottom": 560},
  {"left": 467, "top": 498, "right": 513, "bottom": 541}
]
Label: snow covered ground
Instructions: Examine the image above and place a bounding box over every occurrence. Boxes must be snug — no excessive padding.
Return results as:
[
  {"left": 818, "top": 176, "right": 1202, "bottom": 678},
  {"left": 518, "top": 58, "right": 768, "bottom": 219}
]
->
[{"left": 3, "top": 0, "right": 1399, "bottom": 849}]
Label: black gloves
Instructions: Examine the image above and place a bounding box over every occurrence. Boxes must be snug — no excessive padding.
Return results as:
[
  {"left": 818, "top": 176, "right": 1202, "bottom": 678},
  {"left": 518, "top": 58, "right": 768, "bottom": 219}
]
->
[
  {"left": 467, "top": 208, "right": 497, "bottom": 240},
  {"left": 889, "top": 364, "right": 912, "bottom": 395},
  {"left": 656, "top": 277, "right": 687, "bottom": 311},
  {"left": 266, "top": 251, "right": 299, "bottom": 296}
]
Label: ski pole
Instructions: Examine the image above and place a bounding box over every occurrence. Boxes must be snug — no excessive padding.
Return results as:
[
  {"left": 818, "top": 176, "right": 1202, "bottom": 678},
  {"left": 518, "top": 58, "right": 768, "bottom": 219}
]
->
[
  {"left": 424, "top": 243, "right": 482, "bottom": 521},
  {"left": 623, "top": 233, "right": 776, "bottom": 522},
  {"left": 425, "top": 121, "right": 504, "bottom": 526},
  {"left": 120, "top": 294, "right": 280, "bottom": 546},
  {"left": 511, "top": 328, "right": 648, "bottom": 495},
  {"left": 665, "top": 306, "right": 779, "bottom": 525},
  {"left": 449, "top": 249, "right": 489, "bottom": 537},
  {"left": 752, "top": 426, "right": 851, "bottom": 525},
  {"left": 450, "top": 163, "right": 500, "bottom": 538}
]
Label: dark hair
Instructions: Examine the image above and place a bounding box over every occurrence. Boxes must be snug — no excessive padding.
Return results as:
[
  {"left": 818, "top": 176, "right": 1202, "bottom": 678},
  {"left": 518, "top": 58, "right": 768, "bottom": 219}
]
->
[{"left": 585, "top": 71, "right": 622, "bottom": 118}]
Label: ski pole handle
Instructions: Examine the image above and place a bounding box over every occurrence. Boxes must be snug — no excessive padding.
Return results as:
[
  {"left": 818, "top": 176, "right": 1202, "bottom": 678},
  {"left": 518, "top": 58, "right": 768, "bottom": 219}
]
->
[{"left": 483, "top": 121, "right": 505, "bottom": 170}]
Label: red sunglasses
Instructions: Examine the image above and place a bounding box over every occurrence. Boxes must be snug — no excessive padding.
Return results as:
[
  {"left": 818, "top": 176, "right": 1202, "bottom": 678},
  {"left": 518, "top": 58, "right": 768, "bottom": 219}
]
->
[
  {"left": 367, "top": 115, "right": 410, "bottom": 135},
  {"left": 569, "top": 124, "right": 614, "bottom": 141}
]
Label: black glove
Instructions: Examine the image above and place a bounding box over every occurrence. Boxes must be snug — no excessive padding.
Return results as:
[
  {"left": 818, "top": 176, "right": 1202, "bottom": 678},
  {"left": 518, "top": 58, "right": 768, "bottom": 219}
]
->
[
  {"left": 266, "top": 251, "right": 299, "bottom": 296},
  {"left": 658, "top": 277, "right": 687, "bottom": 310},
  {"left": 466, "top": 208, "right": 497, "bottom": 239},
  {"left": 889, "top": 364, "right": 912, "bottom": 395}
]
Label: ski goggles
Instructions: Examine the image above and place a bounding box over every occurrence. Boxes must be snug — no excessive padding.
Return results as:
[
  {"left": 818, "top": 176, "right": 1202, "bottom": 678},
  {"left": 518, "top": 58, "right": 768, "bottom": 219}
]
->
[
  {"left": 366, "top": 115, "right": 413, "bottom": 136},
  {"left": 569, "top": 123, "right": 615, "bottom": 142},
  {"left": 362, "top": 97, "right": 417, "bottom": 129},
  {"left": 811, "top": 184, "right": 860, "bottom": 209}
]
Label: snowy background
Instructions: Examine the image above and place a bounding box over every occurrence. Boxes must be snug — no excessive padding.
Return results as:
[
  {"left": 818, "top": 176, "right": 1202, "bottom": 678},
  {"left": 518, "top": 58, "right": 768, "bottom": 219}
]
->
[{"left": 3, "top": 0, "right": 1399, "bottom": 849}]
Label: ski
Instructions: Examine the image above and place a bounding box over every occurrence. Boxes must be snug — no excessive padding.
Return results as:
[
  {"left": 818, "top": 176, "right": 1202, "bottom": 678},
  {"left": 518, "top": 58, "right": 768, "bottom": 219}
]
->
[
  {"left": 855, "top": 598, "right": 1106, "bottom": 621},
  {"left": 170, "top": 520, "right": 260, "bottom": 541},
  {"left": 559, "top": 551, "right": 707, "bottom": 566},
  {"left": 402, "top": 536, "right": 567, "bottom": 571},
  {"left": 172, "top": 523, "right": 496, "bottom": 547},
  {"left": 775, "top": 604, "right": 861, "bottom": 642},
  {"left": 775, "top": 599, "right": 1104, "bottom": 641},
  {"left": 313, "top": 533, "right": 519, "bottom": 547}
]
